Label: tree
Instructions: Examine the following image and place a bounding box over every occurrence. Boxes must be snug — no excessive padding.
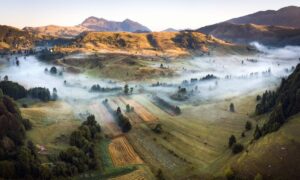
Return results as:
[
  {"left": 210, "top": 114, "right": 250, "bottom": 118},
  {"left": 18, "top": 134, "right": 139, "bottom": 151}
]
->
[
  {"left": 253, "top": 125, "right": 262, "bottom": 140},
  {"left": 241, "top": 132, "right": 245, "bottom": 137},
  {"left": 116, "top": 107, "right": 122, "bottom": 115},
  {"left": 50, "top": 66, "right": 57, "bottom": 74},
  {"left": 256, "top": 95, "right": 261, "bottom": 101},
  {"left": 52, "top": 88, "right": 58, "bottom": 100},
  {"left": 124, "top": 84, "right": 129, "bottom": 95},
  {"left": 126, "top": 104, "right": 131, "bottom": 112},
  {"left": 229, "top": 103, "right": 235, "bottom": 112},
  {"left": 130, "top": 87, "right": 133, "bottom": 94},
  {"left": 4, "top": 75, "right": 8, "bottom": 81},
  {"left": 175, "top": 106, "right": 181, "bottom": 114},
  {"left": 228, "top": 135, "right": 236, "bottom": 148},
  {"left": 245, "top": 121, "right": 252, "bottom": 131}
]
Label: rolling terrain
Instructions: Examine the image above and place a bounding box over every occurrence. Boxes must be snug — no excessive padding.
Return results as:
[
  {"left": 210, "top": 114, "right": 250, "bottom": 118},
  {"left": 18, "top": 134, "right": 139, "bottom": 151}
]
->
[{"left": 55, "top": 31, "right": 252, "bottom": 57}]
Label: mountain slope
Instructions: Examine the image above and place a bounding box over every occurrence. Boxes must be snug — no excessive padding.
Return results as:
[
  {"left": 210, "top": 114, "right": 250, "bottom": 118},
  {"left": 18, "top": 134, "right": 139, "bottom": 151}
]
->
[
  {"left": 227, "top": 6, "right": 300, "bottom": 28},
  {"left": 56, "top": 31, "right": 252, "bottom": 57},
  {"left": 0, "top": 25, "right": 34, "bottom": 50},
  {"left": 24, "top": 17, "right": 151, "bottom": 38},
  {"left": 81, "top": 17, "right": 150, "bottom": 32},
  {"left": 197, "top": 22, "right": 300, "bottom": 46}
]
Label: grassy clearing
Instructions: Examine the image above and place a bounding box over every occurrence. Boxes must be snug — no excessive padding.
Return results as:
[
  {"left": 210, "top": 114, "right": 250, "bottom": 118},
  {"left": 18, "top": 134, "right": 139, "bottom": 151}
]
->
[{"left": 21, "top": 101, "right": 80, "bottom": 156}]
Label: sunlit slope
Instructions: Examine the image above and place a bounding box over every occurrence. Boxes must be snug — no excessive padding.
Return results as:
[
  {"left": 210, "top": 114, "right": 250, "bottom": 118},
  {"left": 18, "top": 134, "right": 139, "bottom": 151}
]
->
[
  {"left": 0, "top": 25, "right": 34, "bottom": 50},
  {"left": 228, "top": 113, "right": 300, "bottom": 179},
  {"left": 57, "top": 31, "right": 252, "bottom": 56}
]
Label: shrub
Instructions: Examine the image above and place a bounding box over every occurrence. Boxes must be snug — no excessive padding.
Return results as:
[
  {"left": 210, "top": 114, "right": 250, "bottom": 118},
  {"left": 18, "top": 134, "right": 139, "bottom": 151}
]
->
[
  {"left": 232, "top": 143, "right": 244, "bottom": 154},
  {"left": 245, "top": 121, "right": 252, "bottom": 131},
  {"left": 228, "top": 135, "right": 236, "bottom": 148}
]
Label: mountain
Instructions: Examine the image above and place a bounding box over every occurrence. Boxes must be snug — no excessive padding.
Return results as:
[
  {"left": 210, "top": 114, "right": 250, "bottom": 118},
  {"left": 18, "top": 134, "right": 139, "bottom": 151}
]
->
[
  {"left": 55, "top": 31, "right": 252, "bottom": 57},
  {"left": 24, "top": 17, "right": 151, "bottom": 38},
  {"left": 227, "top": 6, "right": 300, "bottom": 28},
  {"left": 0, "top": 25, "right": 34, "bottom": 50},
  {"left": 80, "top": 17, "right": 151, "bottom": 32},
  {"left": 162, "top": 28, "right": 178, "bottom": 32},
  {"left": 197, "top": 22, "right": 300, "bottom": 46}
]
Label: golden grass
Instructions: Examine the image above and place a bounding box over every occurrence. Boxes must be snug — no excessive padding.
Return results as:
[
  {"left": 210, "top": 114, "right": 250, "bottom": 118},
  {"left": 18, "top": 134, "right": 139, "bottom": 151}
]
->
[
  {"left": 21, "top": 101, "right": 80, "bottom": 153},
  {"left": 109, "top": 136, "right": 143, "bottom": 167}
]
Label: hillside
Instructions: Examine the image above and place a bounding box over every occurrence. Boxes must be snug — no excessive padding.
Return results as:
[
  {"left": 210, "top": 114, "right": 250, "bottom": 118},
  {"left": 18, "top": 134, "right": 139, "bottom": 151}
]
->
[
  {"left": 227, "top": 6, "right": 300, "bottom": 28},
  {"left": 57, "top": 31, "right": 252, "bottom": 57},
  {"left": 197, "top": 22, "right": 300, "bottom": 46},
  {"left": 23, "top": 25, "right": 90, "bottom": 39},
  {"left": 226, "top": 64, "right": 300, "bottom": 179},
  {"left": 0, "top": 25, "right": 34, "bottom": 50},
  {"left": 24, "top": 17, "right": 151, "bottom": 38}
]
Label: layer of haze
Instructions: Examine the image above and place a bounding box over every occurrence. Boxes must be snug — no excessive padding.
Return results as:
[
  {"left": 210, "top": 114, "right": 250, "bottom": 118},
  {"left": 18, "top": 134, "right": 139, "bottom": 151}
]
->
[{"left": 0, "top": 0, "right": 300, "bottom": 31}]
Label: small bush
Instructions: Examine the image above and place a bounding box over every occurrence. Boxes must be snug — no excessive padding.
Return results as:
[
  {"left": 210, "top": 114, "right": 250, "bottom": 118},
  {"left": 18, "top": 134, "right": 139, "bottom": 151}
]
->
[{"left": 232, "top": 143, "right": 244, "bottom": 154}]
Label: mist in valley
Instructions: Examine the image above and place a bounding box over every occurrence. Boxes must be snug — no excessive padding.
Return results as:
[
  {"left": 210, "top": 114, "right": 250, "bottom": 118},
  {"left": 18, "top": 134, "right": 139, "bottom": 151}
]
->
[{"left": 0, "top": 43, "right": 299, "bottom": 113}]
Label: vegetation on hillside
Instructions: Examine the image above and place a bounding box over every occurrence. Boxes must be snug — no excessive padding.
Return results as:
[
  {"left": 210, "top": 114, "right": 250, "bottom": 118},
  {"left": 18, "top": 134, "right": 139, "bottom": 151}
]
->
[
  {"left": 0, "top": 80, "right": 56, "bottom": 102},
  {"left": 0, "top": 25, "right": 34, "bottom": 51},
  {"left": 255, "top": 64, "right": 300, "bottom": 138}
]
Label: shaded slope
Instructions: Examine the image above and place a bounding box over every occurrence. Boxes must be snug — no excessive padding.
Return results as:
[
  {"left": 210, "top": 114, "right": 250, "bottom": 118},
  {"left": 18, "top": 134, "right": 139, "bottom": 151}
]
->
[{"left": 227, "top": 6, "right": 300, "bottom": 28}]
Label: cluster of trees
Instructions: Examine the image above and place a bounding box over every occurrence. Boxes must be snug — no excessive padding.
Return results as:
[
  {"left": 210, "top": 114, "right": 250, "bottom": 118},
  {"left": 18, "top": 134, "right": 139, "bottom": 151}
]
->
[
  {"left": 90, "top": 84, "right": 122, "bottom": 92},
  {"left": 126, "top": 104, "right": 134, "bottom": 112},
  {"left": 254, "top": 64, "right": 300, "bottom": 139},
  {"left": 0, "top": 80, "right": 57, "bottom": 101},
  {"left": 37, "top": 49, "right": 64, "bottom": 62},
  {"left": 55, "top": 115, "right": 101, "bottom": 177},
  {"left": 28, "top": 87, "right": 51, "bottom": 102},
  {"left": 124, "top": 84, "right": 133, "bottom": 95},
  {"left": 228, "top": 135, "right": 244, "bottom": 154},
  {"left": 0, "top": 81, "right": 27, "bottom": 99},
  {"left": 154, "top": 96, "right": 182, "bottom": 115},
  {"left": 0, "top": 113, "right": 101, "bottom": 179},
  {"left": 116, "top": 107, "right": 132, "bottom": 132},
  {"left": 255, "top": 90, "right": 277, "bottom": 115},
  {"left": 0, "top": 92, "right": 42, "bottom": 179}
]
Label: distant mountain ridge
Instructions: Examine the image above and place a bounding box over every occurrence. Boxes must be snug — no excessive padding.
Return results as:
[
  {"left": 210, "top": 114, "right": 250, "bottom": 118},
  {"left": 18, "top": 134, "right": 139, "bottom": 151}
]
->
[
  {"left": 197, "top": 22, "right": 300, "bottom": 46},
  {"left": 196, "top": 6, "right": 300, "bottom": 46},
  {"left": 80, "top": 16, "right": 150, "bottom": 32},
  {"left": 226, "top": 6, "right": 300, "bottom": 28},
  {"left": 24, "top": 17, "right": 151, "bottom": 38}
]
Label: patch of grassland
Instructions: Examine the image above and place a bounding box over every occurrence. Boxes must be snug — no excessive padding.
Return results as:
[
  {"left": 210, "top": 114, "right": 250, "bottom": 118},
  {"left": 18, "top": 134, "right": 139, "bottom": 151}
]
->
[
  {"left": 21, "top": 101, "right": 81, "bottom": 156},
  {"left": 128, "top": 92, "right": 263, "bottom": 179}
]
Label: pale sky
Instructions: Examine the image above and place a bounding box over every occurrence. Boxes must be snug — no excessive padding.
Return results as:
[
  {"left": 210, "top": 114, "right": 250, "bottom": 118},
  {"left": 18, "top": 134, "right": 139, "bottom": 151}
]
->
[{"left": 0, "top": 0, "right": 299, "bottom": 31}]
